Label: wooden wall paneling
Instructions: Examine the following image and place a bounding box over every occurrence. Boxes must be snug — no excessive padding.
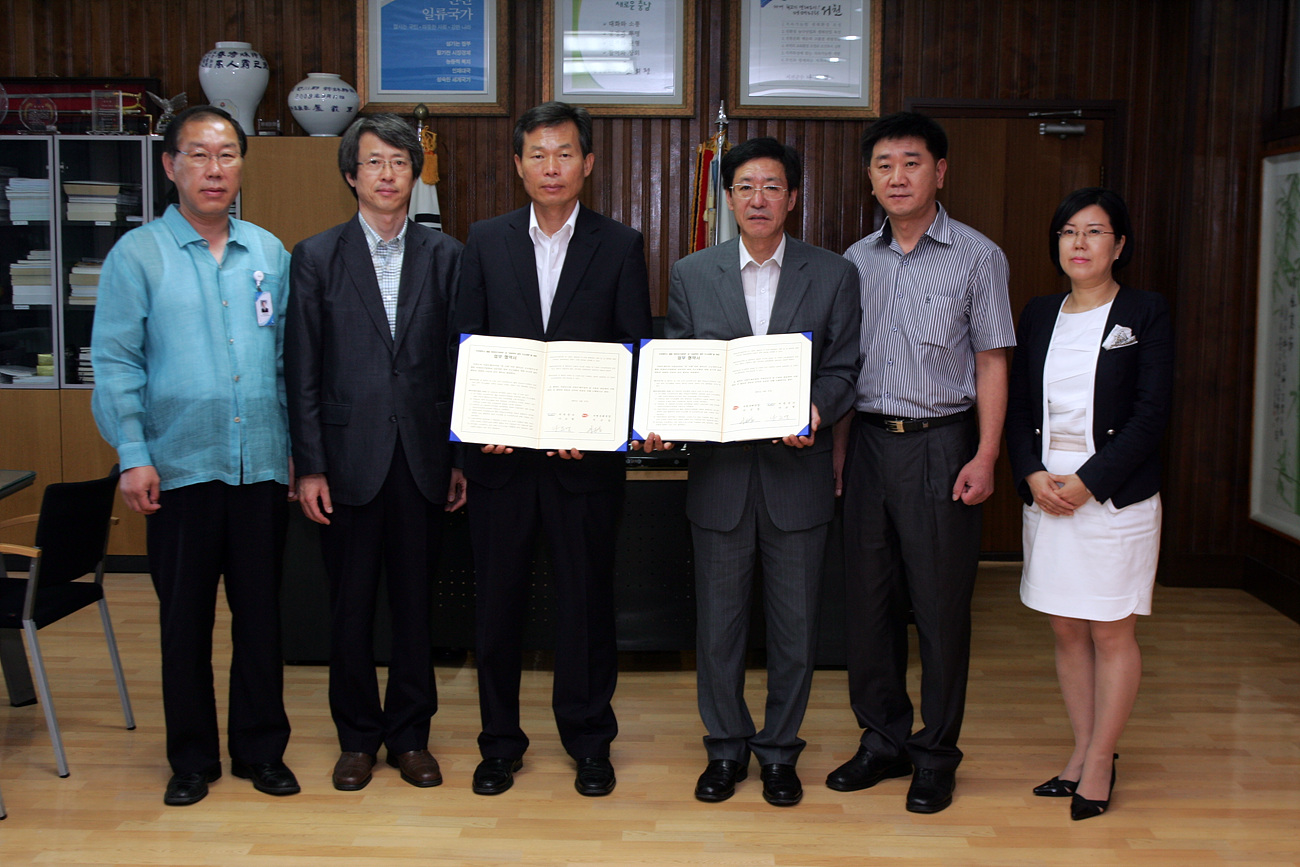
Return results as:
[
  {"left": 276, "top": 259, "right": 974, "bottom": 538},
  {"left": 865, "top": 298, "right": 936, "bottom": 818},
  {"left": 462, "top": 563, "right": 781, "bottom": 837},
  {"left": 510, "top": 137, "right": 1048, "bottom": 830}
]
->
[
  {"left": 240, "top": 136, "right": 357, "bottom": 251},
  {"left": 58, "top": 390, "right": 146, "bottom": 556},
  {"left": 2, "top": 0, "right": 1297, "bottom": 599},
  {"left": 0, "top": 390, "right": 62, "bottom": 540}
]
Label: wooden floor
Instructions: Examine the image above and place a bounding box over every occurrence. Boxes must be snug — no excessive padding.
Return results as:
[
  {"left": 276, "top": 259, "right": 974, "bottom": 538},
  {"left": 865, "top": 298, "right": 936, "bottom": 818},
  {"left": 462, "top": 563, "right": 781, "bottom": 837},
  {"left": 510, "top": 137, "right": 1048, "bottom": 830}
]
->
[{"left": 1, "top": 563, "right": 1298, "bottom": 866}]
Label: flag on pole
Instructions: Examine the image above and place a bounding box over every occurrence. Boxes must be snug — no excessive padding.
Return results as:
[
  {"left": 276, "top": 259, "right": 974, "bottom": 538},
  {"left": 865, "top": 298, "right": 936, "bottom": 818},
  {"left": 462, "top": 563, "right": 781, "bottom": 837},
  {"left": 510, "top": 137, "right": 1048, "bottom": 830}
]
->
[
  {"left": 689, "top": 102, "right": 735, "bottom": 252},
  {"left": 409, "top": 125, "right": 442, "bottom": 232}
]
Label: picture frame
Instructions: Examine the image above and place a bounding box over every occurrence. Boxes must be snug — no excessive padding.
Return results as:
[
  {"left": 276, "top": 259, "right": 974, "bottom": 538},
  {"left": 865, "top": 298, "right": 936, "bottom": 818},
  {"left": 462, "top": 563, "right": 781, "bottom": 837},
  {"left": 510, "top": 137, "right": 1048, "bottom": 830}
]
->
[
  {"left": 728, "top": 0, "right": 881, "bottom": 119},
  {"left": 1251, "top": 146, "right": 1300, "bottom": 542},
  {"left": 356, "top": 0, "right": 510, "bottom": 116},
  {"left": 543, "top": 0, "right": 696, "bottom": 117}
]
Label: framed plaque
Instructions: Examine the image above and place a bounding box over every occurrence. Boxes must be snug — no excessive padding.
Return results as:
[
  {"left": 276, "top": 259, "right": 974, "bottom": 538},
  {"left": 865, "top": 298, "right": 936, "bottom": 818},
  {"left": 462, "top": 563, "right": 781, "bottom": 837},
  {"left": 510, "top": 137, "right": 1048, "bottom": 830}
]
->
[
  {"left": 357, "top": 0, "right": 509, "bottom": 115},
  {"left": 1252, "top": 146, "right": 1300, "bottom": 543},
  {"left": 729, "top": 0, "right": 881, "bottom": 119},
  {"left": 543, "top": 0, "right": 695, "bottom": 116}
]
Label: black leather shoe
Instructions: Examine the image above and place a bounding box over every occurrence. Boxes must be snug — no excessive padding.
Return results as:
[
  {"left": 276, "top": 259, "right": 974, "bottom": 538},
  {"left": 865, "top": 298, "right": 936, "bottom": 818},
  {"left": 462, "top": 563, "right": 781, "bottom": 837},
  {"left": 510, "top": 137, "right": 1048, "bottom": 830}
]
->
[
  {"left": 164, "top": 763, "right": 222, "bottom": 806},
  {"left": 575, "top": 757, "right": 616, "bottom": 796},
  {"left": 694, "top": 759, "right": 748, "bottom": 802},
  {"left": 906, "top": 767, "right": 956, "bottom": 813},
  {"left": 1032, "top": 775, "right": 1078, "bottom": 797},
  {"left": 232, "top": 760, "right": 301, "bottom": 796},
  {"left": 825, "top": 746, "right": 912, "bottom": 792},
  {"left": 760, "top": 763, "right": 802, "bottom": 807},
  {"left": 472, "top": 757, "right": 523, "bottom": 795},
  {"left": 1070, "top": 754, "right": 1117, "bottom": 821}
]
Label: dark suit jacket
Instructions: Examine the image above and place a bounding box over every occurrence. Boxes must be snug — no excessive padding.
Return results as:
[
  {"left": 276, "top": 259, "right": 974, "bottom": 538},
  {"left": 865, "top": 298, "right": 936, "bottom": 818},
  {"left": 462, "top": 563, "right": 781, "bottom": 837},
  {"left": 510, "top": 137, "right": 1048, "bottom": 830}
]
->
[
  {"left": 454, "top": 204, "right": 652, "bottom": 493},
  {"left": 286, "top": 216, "right": 464, "bottom": 506},
  {"left": 666, "top": 236, "right": 862, "bottom": 532},
  {"left": 1006, "top": 284, "right": 1173, "bottom": 509}
]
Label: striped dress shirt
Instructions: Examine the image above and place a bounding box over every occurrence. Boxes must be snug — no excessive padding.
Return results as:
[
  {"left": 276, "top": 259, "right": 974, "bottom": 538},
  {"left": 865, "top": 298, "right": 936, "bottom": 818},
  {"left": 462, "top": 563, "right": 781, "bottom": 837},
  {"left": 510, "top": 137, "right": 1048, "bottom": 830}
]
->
[
  {"left": 358, "top": 212, "right": 407, "bottom": 337},
  {"left": 844, "top": 203, "right": 1015, "bottom": 419}
]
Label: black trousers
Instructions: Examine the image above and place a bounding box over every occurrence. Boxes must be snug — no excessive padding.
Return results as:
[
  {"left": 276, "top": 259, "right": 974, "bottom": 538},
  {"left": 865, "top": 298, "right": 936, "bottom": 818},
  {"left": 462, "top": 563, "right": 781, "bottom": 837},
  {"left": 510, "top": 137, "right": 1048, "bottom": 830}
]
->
[
  {"left": 468, "top": 463, "right": 621, "bottom": 761},
  {"left": 841, "top": 413, "right": 981, "bottom": 772},
  {"left": 146, "top": 480, "right": 291, "bottom": 774},
  {"left": 320, "top": 438, "right": 442, "bottom": 755}
]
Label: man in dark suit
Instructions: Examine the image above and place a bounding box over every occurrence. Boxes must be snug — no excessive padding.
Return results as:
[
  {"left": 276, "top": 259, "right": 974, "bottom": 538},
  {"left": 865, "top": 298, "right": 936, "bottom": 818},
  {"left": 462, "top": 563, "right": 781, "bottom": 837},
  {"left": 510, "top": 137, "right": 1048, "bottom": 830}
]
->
[
  {"left": 455, "top": 101, "right": 651, "bottom": 797},
  {"left": 286, "top": 114, "right": 466, "bottom": 792},
  {"left": 640, "top": 138, "right": 861, "bottom": 806}
]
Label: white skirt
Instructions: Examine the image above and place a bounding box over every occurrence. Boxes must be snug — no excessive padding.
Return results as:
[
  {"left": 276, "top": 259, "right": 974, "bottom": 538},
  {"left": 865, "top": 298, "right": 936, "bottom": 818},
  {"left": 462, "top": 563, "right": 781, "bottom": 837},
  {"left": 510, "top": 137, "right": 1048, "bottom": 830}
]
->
[{"left": 1020, "top": 447, "right": 1161, "bottom": 621}]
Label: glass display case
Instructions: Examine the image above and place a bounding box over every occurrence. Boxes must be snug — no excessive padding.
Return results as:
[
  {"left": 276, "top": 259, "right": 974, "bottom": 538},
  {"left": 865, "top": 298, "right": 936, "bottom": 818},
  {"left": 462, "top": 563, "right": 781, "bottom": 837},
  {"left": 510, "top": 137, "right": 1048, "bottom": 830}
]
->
[
  {"left": 56, "top": 134, "right": 152, "bottom": 387},
  {"left": 0, "top": 134, "right": 57, "bottom": 388},
  {"left": 0, "top": 133, "right": 165, "bottom": 389}
]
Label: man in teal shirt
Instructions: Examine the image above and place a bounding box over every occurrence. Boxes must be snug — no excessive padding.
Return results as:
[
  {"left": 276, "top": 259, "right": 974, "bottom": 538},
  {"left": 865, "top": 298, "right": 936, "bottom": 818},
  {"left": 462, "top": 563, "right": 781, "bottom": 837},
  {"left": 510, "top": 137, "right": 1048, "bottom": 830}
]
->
[{"left": 92, "top": 105, "right": 298, "bottom": 806}]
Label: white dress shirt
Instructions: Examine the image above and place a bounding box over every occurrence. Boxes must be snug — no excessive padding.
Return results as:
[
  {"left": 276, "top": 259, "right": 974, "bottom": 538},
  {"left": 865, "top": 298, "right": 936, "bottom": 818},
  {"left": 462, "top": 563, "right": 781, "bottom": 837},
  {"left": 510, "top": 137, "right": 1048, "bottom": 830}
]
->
[
  {"left": 528, "top": 202, "right": 580, "bottom": 332},
  {"left": 739, "top": 233, "right": 787, "bottom": 336}
]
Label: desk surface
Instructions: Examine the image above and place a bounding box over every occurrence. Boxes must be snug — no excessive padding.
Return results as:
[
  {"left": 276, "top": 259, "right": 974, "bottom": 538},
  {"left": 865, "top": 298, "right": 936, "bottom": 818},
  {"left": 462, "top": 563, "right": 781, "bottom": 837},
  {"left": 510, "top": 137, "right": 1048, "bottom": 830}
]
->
[{"left": 0, "top": 470, "right": 36, "bottom": 500}]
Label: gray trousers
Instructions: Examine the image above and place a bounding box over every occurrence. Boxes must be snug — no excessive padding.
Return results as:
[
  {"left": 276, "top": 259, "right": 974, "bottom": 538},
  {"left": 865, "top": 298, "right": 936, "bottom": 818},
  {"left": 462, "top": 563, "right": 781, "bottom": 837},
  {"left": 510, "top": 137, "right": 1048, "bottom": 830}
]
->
[
  {"left": 842, "top": 413, "right": 981, "bottom": 772},
  {"left": 691, "top": 462, "right": 829, "bottom": 767}
]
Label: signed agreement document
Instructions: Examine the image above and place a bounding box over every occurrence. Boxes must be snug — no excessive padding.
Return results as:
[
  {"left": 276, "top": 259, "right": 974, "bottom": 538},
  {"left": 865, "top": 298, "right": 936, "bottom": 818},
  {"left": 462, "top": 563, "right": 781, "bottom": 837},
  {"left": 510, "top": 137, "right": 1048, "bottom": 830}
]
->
[
  {"left": 632, "top": 332, "right": 812, "bottom": 443},
  {"left": 451, "top": 335, "right": 633, "bottom": 452}
]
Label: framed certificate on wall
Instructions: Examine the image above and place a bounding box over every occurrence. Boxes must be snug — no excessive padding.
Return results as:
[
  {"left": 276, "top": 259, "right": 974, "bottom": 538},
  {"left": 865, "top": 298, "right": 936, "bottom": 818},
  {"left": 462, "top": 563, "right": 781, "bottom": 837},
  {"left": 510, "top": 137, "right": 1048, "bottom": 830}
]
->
[
  {"left": 543, "top": 0, "right": 695, "bottom": 116},
  {"left": 357, "top": 0, "right": 509, "bottom": 115},
  {"left": 729, "top": 0, "right": 881, "bottom": 118}
]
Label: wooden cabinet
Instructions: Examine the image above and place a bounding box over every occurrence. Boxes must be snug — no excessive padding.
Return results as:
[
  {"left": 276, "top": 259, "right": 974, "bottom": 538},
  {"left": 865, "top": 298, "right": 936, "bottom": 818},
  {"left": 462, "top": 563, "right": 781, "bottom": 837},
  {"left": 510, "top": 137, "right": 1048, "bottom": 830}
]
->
[{"left": 240, "top": 136, "right": 357, "bottom": 250}]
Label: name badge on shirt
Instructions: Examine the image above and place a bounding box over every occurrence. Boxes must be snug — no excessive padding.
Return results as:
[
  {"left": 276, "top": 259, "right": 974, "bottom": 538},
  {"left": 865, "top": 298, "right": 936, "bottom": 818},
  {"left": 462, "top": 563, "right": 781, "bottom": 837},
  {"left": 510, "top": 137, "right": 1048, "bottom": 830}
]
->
[{"left": 253, "top": 270, "right": 275, "bottom": 326}]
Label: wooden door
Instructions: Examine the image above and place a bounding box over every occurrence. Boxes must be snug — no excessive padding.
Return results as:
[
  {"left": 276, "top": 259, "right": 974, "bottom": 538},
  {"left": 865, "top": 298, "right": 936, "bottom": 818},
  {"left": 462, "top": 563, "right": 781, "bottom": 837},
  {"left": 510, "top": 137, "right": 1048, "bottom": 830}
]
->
[{"left": 931, "top": 115, "right": 1108, "bottom": 555}]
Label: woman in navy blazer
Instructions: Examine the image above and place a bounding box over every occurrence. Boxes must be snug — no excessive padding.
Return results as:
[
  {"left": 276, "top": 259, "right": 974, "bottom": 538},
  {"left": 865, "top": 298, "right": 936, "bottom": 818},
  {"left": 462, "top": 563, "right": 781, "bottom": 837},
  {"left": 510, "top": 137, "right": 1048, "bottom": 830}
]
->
[{"left": 1006, "top": 189, "right": 1173, "bottom": 821}]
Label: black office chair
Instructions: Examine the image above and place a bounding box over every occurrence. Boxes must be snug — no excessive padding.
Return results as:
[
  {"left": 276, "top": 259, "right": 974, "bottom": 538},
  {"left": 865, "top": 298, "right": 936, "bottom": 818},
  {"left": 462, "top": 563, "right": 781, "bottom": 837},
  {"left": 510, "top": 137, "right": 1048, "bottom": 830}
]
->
[{"left": 0, "top": 465, "right": 135, "bottom": 778}]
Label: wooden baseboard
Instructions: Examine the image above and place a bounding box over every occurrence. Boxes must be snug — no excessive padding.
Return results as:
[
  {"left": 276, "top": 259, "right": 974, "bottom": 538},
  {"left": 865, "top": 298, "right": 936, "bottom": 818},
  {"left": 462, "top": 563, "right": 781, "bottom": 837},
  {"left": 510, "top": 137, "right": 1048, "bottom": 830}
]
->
[
  {"left": 1157, "top": 552, "right": 1245, "bottom": 588},
  {"left": 1243, "top": 556, "right": 1300, "bottom": 624}
]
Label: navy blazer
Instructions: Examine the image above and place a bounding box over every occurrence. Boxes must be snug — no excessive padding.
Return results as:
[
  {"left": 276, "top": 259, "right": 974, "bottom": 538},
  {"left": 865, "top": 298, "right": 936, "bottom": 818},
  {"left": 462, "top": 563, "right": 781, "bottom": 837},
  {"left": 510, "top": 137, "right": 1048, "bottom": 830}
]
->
[
  {"left": 1006, "top": 285, "right": 1173, "bottom": 509},
  {"left": 286, "top": 217, "right": 463, "bottom": 506},
  {"left": 666, "top": 236, "right": 862, "bottom": 532},
  {"left": 454, "top": 204, "right": 652, "bottom": 493}
]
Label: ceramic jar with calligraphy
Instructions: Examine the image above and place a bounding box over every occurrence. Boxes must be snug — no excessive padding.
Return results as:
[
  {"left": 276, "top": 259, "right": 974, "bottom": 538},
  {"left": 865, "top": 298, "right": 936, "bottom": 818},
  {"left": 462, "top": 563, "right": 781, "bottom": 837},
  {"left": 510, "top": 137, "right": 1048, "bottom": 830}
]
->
[
  {"left": 287, "top": 73, "right": 361, "bottom": 136},
  {"left": 198, "top": 41, "right": 269, "bottom": 135}
]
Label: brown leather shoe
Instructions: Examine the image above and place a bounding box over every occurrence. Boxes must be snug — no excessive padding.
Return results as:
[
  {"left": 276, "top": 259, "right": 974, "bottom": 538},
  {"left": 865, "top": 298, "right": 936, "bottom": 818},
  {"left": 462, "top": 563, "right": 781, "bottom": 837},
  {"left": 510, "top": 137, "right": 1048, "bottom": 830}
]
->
[
  {"left": 387, "top": 749, "right": 443, "bottom": 788},
  {"left": 332, "top": 752, "right": 376, "bottom": 791}
]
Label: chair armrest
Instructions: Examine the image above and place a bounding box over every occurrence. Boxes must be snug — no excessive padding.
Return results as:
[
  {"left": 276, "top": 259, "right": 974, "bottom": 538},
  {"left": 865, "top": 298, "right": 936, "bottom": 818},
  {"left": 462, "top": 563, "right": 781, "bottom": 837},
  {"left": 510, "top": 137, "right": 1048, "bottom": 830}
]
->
[
  {"left": 0, "top": 542, "right": 40, "bottom": 559},
  {"left": 0, "top": 514, "right": 39, "bottom": 532}
]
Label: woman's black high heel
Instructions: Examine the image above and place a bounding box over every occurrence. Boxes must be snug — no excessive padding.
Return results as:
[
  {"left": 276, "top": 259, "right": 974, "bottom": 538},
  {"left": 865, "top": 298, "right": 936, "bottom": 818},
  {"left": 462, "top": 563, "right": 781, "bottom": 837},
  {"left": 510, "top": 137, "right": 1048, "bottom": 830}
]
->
[
  {"left": 1070, "top": 754, "right": 1118, "bottom": 821},
  {"left": 1032, "top": 776, "right": 1077, "bottom": 797}
]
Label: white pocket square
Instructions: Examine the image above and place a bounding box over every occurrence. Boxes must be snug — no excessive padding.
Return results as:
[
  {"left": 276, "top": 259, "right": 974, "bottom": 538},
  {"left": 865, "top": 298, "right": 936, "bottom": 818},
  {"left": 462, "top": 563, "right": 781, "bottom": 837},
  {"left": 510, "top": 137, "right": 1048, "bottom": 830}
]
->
[{"left": 1102, "top": 324, "right": 1137, "bottom": 350}]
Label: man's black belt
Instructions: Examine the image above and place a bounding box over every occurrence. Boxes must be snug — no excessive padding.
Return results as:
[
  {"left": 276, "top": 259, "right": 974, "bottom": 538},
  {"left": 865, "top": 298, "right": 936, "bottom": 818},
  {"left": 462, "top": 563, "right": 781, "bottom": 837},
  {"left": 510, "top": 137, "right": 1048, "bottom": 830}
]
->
[{"left": 860, "top": 407, "right": 975, "bottom": 434}]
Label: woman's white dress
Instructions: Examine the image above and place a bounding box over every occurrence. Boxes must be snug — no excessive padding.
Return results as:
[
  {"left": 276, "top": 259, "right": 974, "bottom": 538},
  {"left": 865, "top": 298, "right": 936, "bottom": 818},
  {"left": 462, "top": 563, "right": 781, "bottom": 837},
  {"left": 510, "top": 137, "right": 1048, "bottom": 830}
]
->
[{"left": 1020, "top": 301, "right": 1161, "bottom": 621}]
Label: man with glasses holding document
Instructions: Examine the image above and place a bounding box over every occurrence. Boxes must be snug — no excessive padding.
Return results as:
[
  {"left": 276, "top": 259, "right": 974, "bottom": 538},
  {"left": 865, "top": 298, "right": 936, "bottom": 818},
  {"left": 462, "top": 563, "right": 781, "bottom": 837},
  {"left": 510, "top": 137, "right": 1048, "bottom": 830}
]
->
[{"left": 640, "top": 137, "right": 861, "bottom": 807}]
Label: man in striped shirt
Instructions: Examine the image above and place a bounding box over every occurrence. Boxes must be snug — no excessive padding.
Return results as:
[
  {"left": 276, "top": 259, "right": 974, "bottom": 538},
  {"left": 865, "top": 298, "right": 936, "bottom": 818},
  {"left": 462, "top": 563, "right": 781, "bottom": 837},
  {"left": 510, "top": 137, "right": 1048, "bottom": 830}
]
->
[{"left": 827, "top": 112, "right": 1015, "bottom": 814}]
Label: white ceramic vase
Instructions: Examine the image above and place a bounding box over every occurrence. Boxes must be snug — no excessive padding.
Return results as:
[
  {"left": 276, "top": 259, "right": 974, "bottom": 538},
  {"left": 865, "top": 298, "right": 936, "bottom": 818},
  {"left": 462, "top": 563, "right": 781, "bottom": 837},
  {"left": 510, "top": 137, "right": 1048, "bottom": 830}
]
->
[
  {"left": 287, "top": 73, "right": 360, "bottom": 136},
  {"left": 198, "top": 41, "right": 270, "bottom": 135}
]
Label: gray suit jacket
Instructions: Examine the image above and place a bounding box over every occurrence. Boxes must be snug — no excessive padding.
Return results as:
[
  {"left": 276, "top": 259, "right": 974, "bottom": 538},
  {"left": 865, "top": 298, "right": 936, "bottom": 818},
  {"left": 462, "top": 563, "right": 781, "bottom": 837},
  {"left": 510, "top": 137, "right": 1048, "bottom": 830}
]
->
[
  {"left": 667, "top": 236, "right": 861, "bottom": 532},
  {"left": 286, "top": 217, "right": 463, "bottom": 506}
]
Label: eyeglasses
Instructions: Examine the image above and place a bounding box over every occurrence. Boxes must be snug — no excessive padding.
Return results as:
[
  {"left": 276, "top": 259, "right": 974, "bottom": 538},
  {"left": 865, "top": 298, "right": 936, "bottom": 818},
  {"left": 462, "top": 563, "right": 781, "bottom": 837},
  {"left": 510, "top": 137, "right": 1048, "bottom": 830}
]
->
[
  {"left": 356, "top": 157, "right": 412, "bottom": 174},
  {"left": 174, "top": 149, "right": 242, "bottom": 169},
  {"left": 1057, "top": 228, "right": 1116, "bottom": 241},
  {"left": 730, "top": 183, "right": 789, "bottom": 200}
]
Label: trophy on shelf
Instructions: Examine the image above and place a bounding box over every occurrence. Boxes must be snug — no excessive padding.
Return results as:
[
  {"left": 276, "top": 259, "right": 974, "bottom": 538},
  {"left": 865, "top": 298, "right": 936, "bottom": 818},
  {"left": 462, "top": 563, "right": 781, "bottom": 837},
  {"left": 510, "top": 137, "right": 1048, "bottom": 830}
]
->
[{"left": 147, "top": 91, "right": 187, "bottom": 134}]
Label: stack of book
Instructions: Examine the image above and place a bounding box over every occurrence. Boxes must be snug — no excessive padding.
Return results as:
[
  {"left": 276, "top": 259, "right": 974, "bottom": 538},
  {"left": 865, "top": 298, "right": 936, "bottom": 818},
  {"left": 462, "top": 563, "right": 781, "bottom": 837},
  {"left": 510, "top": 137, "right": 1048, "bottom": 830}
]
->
[
  {"left": 63, "top": 181, "right": 141, "bottom": 222},
  {"left": 9, "top": 250, "right": 53, "bottom": 305},
  {"left": 0, "top": 353, "right": 55, "bottom": 385},
  {"left": 67, "top": 259, "right": 104, "bottom": 306},
  {"left": 76, "top": 347, "right": 94, "bottom": 385},
  {"left": 5, "top": 177, "right": 52, "bottom": 222}
]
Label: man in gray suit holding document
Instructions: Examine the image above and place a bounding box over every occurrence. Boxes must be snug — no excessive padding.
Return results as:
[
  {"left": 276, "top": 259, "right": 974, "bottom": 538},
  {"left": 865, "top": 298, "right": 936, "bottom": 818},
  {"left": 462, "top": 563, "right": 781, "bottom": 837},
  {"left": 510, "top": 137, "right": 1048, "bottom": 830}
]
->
[{"left": 640, "top": 138, "right": 860, "bottom": 806}]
